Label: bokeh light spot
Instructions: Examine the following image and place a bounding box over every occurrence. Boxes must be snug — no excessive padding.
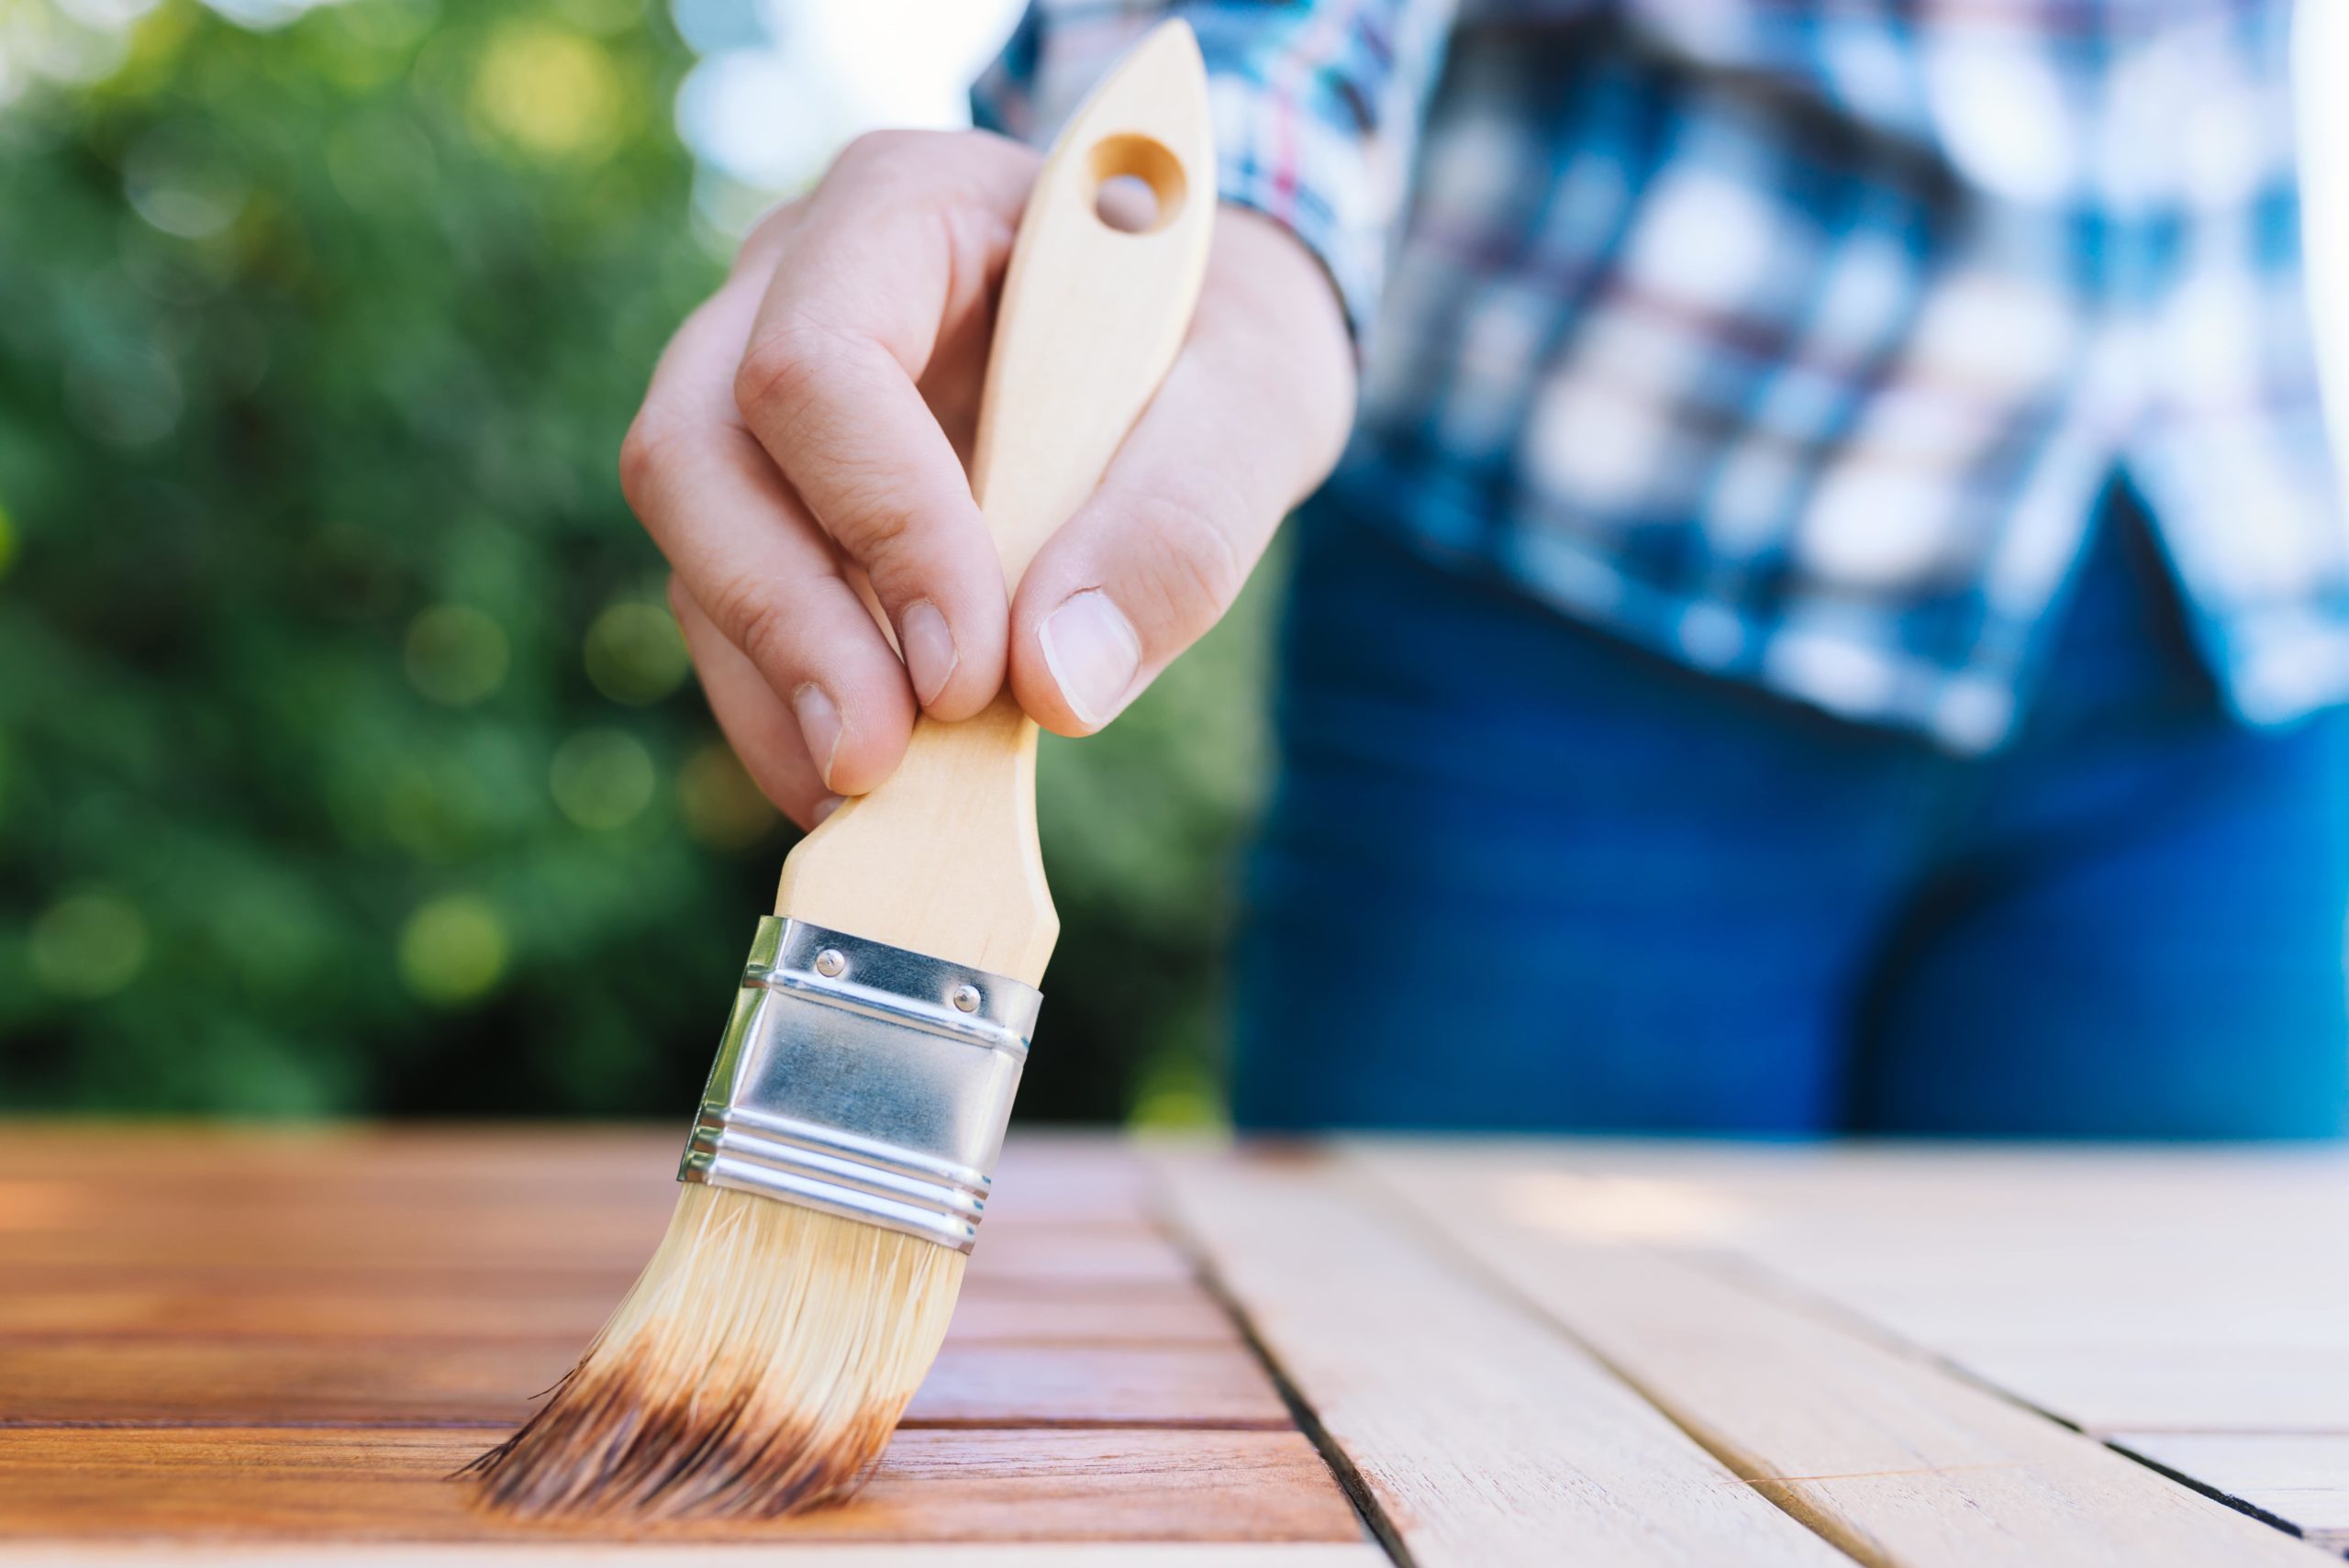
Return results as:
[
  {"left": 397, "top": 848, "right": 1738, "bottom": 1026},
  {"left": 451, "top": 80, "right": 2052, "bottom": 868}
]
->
[
  {"left": 404, "top": 605, "right": 509, "bottom": 706},
  {"left": 30, "top": 890, "right": 149, "bottom": 999},
  {"left": 0, "top": 500, "right": 16, "bottom": 580},
  {"left": 123, "top": 123, "right": 250, "bottom": 240},
  {"left": 584, "top": 600, "right": 688, "bottom": 704},
  {"left": 551, "top": 728, "right": 655, "bottom": 829},
  {"left": 1129, "top": 1055, "right": 1223, "bottom": 1129},
  {"left": 3, "top": 2, "right": 134, "bottom": 94},
  {"left": 677, "top": 741, "right": 776, "bottom": 850},
  {"left": 470, "top": 23, "right": 623, "bottom": 160},
  {"left": 397, "top": 894, "right": 508, "bottom": 1006}
]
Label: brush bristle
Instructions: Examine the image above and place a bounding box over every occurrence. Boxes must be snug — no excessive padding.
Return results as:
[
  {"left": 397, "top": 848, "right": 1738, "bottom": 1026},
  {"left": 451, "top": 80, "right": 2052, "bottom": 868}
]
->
[{"left": 463, "top": 1182, "right": 965, "bottom": 1519}]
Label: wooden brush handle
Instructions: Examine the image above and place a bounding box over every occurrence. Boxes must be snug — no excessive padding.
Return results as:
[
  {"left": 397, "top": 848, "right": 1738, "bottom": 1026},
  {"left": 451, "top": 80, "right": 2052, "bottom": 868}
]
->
[{"left": 770, "top": 21, "right": 1217, "bottom": 987}]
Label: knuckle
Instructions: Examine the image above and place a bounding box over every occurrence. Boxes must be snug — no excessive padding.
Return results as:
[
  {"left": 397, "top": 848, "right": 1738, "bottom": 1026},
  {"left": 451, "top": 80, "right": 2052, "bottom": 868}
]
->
[
  {"left": 1129, "top": 482, "right": 1249, "bottom": 632},
  {"left": 833, "top": 128, "right": 927, "bottom": 179},
  {"left": 823, "top": 131, "right": 979, "bottom": 226},
  {"left": 732, "top": 316, "right": 876, "bottom": 431},
  {"left": 819, "top": 471, "right": 922, "bottom": 563},
  {"left": 732, "top": 321, "right": 934, "bottom": 571},
  {"left": 617, "top": 406, "right": 686, "bottom": 515},
  {"left": 731, "top": 326, "right": 822, "bottom": 428},
  {"left": 703, "top": 573, "right": 798, "bottom": 678}
]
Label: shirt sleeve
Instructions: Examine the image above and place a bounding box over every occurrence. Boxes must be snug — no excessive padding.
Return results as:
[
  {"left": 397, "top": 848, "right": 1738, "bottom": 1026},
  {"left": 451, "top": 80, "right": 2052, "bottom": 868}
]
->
[{"left": 971, "top": 0, "right": 1461, "bottom": 345}]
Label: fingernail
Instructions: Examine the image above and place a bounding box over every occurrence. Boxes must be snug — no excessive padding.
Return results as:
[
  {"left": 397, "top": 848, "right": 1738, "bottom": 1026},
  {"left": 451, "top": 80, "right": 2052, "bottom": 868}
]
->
[
  {"left": 898, "top": 600, "right": 959, "bottom": 709},
  {"left": 792, "top": 683, "right": 843, "bottom": 789},
  {"left": 1040, "top": 590, "right": 1141, "bottom": 728},
  {"left": 811, "top": 795, "right": 845, "bottom": 825}
]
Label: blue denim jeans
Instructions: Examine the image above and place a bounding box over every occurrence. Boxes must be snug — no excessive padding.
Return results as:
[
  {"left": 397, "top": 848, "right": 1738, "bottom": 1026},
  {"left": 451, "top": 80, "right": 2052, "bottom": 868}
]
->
[{"left": 1231, "top": 488, "right": 2349, "bottom": 1137}]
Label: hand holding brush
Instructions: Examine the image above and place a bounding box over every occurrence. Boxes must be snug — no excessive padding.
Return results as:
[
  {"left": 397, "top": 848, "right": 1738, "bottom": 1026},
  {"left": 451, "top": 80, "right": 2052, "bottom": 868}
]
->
[{"left": 462, "top": 20, "right": 1355, "bottom": 1520}]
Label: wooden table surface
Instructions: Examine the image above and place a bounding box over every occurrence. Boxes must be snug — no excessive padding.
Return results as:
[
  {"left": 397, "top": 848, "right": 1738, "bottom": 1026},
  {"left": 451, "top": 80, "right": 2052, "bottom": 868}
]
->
[{"left": 3, "top": 1126, "right": 2345, "bottom": 1565}]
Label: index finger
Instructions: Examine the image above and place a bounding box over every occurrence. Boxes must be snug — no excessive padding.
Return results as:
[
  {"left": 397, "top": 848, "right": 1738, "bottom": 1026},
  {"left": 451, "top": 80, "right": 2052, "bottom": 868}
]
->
[{"left": 732, "top": 130, "right": 1039, "bottom": 721}]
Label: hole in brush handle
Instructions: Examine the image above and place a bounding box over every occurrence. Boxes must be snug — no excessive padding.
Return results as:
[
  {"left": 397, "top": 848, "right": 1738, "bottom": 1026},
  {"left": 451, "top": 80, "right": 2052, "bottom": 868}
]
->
[{"left": 1085, "top": 132, "right": 1186, "bottom": 235}]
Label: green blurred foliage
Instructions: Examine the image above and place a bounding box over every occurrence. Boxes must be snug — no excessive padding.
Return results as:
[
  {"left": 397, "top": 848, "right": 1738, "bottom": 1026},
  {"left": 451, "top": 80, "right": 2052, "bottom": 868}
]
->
[{"left": 0, "top": 0, "right": 1275, "bottom": 1124}]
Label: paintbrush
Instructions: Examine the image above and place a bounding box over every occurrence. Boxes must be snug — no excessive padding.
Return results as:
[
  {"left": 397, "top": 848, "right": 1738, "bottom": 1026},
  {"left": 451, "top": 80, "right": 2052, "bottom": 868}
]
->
[{"left": 463, "top": 21, "right": 1215, "bottom": 1520}]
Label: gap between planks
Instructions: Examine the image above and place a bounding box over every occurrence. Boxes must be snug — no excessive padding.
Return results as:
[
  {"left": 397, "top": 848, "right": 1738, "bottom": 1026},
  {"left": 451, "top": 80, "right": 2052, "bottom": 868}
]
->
[
  {"left": 1149, "top": 1145, "right": 1852, "bottom": 1568},
  {"left": 2112, "top": 1434, "right": 2349, "bottom": 1558}
]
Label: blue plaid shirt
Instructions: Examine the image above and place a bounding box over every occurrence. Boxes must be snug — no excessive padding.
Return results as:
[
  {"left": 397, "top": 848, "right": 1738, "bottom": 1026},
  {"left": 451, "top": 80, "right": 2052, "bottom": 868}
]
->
[{"left": 976, "top": 1, "right": 2347, "bottom": 751}]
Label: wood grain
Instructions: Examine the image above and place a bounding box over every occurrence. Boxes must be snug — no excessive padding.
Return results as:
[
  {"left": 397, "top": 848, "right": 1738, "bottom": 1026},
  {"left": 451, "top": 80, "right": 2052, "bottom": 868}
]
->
[
  {"left": 0, "top": 1274, "right": 1236, "bottom": 1343},
  {"left": 1428, "top": 1137, "right": 2349, "bottom": 1543},
  {"left": 0, "top": 1128, "right": 1352, "bottom": 1551},
  {"left": 0, "top": 1338, "right": 1286, "bottom": 1429},
  {"left": 1355, "top": 1144, "right": 2331, "bottom": 1567},
  {"left": 0, "top": 1427, "right": 1363, "bottom": 1544},
  {"left": 1155, "top": 1149, "right": 1851, "bottom": 1568},
  {"left": 0, "top": 1202, "right": 1180, "bottom": 1274},
  {"left": 0, "top": 1126, "right": 1161, "bottom": 1226},
  {"left": 1345, "top": 1137, "right": 2349, "bottom": 1542}
]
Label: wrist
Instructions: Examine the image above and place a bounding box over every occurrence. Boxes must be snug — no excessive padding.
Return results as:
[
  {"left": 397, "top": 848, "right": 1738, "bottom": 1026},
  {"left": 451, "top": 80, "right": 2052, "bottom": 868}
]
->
[{"left": 1207, "top": 206, "right": 1358, "bottom": 483}]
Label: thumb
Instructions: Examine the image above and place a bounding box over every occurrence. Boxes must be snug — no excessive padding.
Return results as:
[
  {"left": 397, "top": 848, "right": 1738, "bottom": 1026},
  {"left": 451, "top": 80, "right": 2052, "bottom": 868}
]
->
[{"left": 1008, "top": 212, "right": 1354, "bottom": 734}]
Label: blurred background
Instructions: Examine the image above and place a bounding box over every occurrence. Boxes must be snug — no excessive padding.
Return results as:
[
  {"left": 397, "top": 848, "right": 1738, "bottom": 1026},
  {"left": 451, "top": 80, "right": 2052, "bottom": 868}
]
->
[{"left": 0, "top": 0, "right": 1272, "bottom": 1125}]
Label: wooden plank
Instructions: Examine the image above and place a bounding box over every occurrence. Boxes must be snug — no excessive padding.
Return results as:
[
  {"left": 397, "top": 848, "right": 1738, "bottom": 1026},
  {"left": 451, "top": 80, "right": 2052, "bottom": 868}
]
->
[
  {"left": 0, "top": 1275, "right": 641, "bottom": 1340},
  {"left": 1385, "top": 1144, "right": 2349, "bottom": 1416},
  {"left": 6, "top": 1546, "right": 1386, "bottom": 1566},
  {"left": 1934, "top": 1346, "right": 2349, "bottom": 1436},
  {"left": 0, "top": 1204, "right": 1182, "bottom": 1275},
  {"left": 0, "top": 1127, "right": 1158, "bottom": 1237},
  {"left": 0, "top": 1273, "right": 1238, "bottom": 1344},
  {"left": 0, "top": 1123, "right": 683, "bottom": 1182},
  {"left": 1438, "top": 1144, "right": 2349, "bottom": 1434},
  {"left": 963, "top": 1226, "right": 1197, "bottom": 1284},
  {"left": 990, "top": 1134, "right": 1163, "bottom": 1225},
  {"left": 1481, "top": 1143, "right": 2349, "bottom": 1359},
  {"left": 0, "top": 1121, "right": 1152, "bottom": 1196},
  {"left": 0, "top": 1427, "right": 1366, "bottom": 1544},
  {"left": 0, "top": 1339, "right": 1288, "bottom": 1429},
  {"left": 1353, "top": 1140, "right": 2349, "bottom": 1551},
  {"left": 908, "top": 1342, "right": 1288, "bottom": 1428},
  {"left": 1355, "top": 1143, "right": 2330, "bottom": 1567},
  {"left": 2113, "top": 1435, "right": 2349, "bottom": 1554},
  {"left": 0, "top": 1131, "right": 1360, "bottom": 1551},
  {"left": 0, "top": 1196, "right": 662, "bottom": 1273},
  {"left": 1153, "top": 1149, "right": 1852, "bottom": 1568}
]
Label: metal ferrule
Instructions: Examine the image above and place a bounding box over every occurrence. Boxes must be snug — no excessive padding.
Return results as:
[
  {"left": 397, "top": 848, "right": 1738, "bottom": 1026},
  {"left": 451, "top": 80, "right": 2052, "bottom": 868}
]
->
[{"left": 678, "top": 917, "right": 1040, "bottom": 1253}]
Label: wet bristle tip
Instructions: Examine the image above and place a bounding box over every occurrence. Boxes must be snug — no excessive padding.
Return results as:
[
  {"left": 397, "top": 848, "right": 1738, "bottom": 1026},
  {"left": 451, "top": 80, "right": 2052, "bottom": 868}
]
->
[{"left": 462, "top": 1184, "right": 965, "bottom": 1520}]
